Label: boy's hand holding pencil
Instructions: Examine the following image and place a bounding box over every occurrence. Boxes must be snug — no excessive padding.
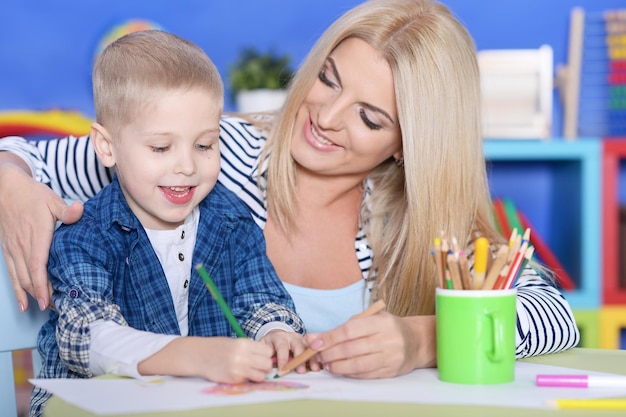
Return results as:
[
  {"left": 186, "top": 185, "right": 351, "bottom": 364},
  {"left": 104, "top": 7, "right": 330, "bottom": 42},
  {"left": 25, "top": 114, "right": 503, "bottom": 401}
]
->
[{"left": 432, "top": 228, "right": 534, "bottom": 290}]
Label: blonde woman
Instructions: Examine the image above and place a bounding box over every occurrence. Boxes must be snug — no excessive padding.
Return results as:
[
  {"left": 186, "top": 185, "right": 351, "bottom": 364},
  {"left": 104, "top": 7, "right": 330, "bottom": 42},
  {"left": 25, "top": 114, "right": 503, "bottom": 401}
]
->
[{"left": 0, "top": 0, "right": 579, "bottom": 379}]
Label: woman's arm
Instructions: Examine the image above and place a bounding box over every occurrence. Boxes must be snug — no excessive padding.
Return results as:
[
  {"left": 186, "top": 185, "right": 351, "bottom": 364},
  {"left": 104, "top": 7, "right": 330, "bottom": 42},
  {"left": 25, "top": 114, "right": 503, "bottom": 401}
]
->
[
  {"left": 0, "top": 134, "right": 109, "bottom": 310},
  {"left": 0, "top": 151, "right": 83, "bottom": 311},
  {"left": 306, "top": 264, "right": 579, "bottom": 379},
  {"left": 0, "top": 134, "right": 112, "bottom": 200},
  {"left": 513, "top": 267, "right": 580, "bottom": 357}
]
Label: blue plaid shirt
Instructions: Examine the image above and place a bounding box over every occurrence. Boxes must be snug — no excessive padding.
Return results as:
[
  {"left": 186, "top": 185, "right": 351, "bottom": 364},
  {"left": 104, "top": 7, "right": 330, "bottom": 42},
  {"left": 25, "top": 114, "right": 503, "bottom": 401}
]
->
[{"left": 31, "top": 176, "right": 304, "bottom": 416}]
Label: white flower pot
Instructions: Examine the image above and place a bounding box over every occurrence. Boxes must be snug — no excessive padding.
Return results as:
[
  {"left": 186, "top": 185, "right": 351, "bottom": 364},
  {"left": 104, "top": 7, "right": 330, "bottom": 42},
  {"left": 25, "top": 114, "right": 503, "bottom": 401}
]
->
[{"left": 235, "top": 89, "right": 288, "bottom": 113}]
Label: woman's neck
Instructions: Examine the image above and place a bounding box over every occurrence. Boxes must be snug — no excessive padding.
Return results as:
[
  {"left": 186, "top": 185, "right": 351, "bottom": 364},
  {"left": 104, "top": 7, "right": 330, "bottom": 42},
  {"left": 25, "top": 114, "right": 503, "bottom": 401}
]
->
[
  {"left": 294, "top": 165, "right": 365, "bottom": 211},
  {"left": 263, "top": 166, "right": 366, "bottom": 289}
]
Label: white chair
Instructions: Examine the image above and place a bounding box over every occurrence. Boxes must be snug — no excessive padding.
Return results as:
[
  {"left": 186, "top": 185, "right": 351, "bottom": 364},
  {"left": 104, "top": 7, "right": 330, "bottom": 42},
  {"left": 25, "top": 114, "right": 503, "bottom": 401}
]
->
[{"left": 0, "top": 252, "right": 48, "bottom": 417}]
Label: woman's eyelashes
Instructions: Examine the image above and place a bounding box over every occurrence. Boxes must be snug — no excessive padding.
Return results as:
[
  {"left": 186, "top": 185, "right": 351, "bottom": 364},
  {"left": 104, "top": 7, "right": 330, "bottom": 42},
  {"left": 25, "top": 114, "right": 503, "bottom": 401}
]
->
[
  {"left": 318, "top": 68, "right": 336, "bottom": 88},
  {"left": 319, "top": 67, "right": 383, "bottom": 131},
  {"left": 360, "top": 109, "right": 382, "bottom": 130}
]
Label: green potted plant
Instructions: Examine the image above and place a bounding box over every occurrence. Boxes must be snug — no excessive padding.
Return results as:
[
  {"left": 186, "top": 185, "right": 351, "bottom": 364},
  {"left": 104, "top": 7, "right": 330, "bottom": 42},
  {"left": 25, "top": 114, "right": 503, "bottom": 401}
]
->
[{"left": 228, "top": 47, "right": 294, "bottom": 112}]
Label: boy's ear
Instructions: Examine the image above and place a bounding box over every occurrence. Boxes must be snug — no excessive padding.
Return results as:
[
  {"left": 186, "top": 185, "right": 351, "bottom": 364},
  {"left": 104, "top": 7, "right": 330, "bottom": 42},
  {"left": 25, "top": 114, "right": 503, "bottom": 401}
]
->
[{"left": 91, "top": 122, "right": 115, "bottom": 168}]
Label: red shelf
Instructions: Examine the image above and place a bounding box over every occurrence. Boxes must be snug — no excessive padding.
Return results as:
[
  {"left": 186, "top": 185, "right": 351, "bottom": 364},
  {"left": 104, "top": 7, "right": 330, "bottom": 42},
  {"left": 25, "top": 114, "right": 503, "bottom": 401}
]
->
[{"left": 602, "top": 139, "right": 626, "bottom": 304}]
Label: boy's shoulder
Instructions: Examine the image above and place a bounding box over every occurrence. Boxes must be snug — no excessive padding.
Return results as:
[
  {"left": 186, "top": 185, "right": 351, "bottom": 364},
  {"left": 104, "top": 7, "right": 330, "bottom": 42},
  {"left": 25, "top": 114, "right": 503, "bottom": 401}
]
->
[
  {"left": 51, "top": 184, "right": 121, "bottom": 253},
  {"left": 73, "top": 178, "right": 138, "bottom": 232}
]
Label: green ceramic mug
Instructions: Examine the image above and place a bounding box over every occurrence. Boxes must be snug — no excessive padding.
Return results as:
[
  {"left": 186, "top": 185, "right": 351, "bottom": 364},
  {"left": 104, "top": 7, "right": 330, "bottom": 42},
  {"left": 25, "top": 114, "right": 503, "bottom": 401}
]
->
[{"left": 436, "top": 288, "right": 517, "bottom": 384}]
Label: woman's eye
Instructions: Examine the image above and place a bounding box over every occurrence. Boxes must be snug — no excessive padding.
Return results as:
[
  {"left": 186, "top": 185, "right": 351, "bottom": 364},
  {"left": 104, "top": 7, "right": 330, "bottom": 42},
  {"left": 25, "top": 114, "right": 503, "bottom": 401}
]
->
[
  {"left": 318, "top": 68, "right": 335, "bottom": 87},
  {"left": 360, "top": 109, "right": 382, "bottom": 130}
]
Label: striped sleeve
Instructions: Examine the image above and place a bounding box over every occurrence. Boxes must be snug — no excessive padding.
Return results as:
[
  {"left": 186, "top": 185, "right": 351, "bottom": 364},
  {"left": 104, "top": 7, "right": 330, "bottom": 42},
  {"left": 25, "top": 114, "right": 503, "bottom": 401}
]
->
[
  {"left": 0, "top": 134, "right": 112, "bottom": 200},
  {"left": 217, "top": 116, "right": 269, "bottom": 227},
  {"left": 513, "top": 267, "right": 580, "bottom": 357}
]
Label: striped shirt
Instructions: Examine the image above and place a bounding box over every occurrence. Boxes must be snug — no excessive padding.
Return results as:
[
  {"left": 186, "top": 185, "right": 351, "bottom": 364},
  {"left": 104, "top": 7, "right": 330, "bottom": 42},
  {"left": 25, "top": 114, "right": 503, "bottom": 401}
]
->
[{"left": 0, "top": 114, "right": 580, "bottom": 357}]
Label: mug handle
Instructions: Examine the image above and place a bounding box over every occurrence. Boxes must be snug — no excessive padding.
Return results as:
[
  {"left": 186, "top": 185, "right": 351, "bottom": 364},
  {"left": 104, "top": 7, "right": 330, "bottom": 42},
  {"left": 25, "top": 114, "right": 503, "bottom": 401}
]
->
[{"left": 486, "top": 309, "right": 504, "bottom": 363}]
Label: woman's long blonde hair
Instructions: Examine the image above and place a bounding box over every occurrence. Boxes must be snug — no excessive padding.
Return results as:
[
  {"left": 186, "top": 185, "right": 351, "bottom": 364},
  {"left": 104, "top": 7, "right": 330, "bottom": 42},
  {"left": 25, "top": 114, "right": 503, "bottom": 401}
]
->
[{"left": 256, "top": 0, "right": 504, "bottom": 316}]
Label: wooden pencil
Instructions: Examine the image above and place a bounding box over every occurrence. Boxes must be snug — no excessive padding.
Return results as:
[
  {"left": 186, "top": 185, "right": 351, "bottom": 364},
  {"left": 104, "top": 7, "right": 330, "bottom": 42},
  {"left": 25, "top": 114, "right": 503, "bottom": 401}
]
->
[
  {"left": 446, "top": 252, "right": 463, "bottom": 290},
  {"left": 492, "top": 263, "right": 511, "bottom": 290},
  {"left": 501, "top": 238, "right": 530, "bottom": 290},
  {"left": 441, "top": 237, "right": 453, "bottom": 289},
  {"left": 482, "top": 245, "right": 509, "bottom": 290},
  {"left": 506, "top": 245, "right": 535, "bottom": 289},
  {"left": 458, "top": 251, "right": 472, "bottom": 290},
  {"left": 276, "top": 300, "right": 387, "bottom": 377},
  {"left": 451, "top": 238, "right": 471, "bottom": 290}
]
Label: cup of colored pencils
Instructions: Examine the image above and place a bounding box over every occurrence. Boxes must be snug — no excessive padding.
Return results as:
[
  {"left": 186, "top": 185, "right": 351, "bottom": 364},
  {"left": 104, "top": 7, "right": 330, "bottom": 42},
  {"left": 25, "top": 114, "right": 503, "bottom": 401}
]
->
[
  {"left": 432, "top": 228, "right": 534, "bottom": 290},
  {"left": 434, "top": 229, "right": 528, "bottom": 384}
]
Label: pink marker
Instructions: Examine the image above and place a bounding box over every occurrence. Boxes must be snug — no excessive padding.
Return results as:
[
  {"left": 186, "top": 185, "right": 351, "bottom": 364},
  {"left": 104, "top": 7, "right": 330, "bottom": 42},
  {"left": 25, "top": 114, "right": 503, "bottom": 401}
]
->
[{"left": 536, "top": 374, "right": 626, "bottom": 388}]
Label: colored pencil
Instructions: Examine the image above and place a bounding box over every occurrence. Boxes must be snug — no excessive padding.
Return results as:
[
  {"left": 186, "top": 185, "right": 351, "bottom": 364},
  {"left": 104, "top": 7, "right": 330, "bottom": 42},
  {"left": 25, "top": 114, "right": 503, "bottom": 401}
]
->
[
  {"left": 482, "top": 245, "right": 509, "bottom": 290},
  {"left": 457, "top": 251, "right": 472, "bottom": 290},
  {"left": 441, "top": 237, "right": 454, "bottom": 289},
  {"left": 433, "top": 237, "right": 445, "bottom": 288},
  {"left": 446, "top": 252, "right": 463, "bottom": 290},
  {"left": 553, "top": 398, "right": 626, "bottom": 410},
  {"left": 472, "top": 237, "right": 489, "bottom": 289},
  {"left": 501, "top": 242, "right": 529, "bottom": 290},
  {"left": 512, "top": 246, "right": 535, "bottom": 287},
  {"left": 501, "top": 229, "right": 531, "bottom": 290},
  {"left": 451, "top": 237, "right": 471, "bottom": 290},
  {"left": 507, "top": 228, "right": 519, "bottom": 253},
  {"left": 276, "top": 300, "right": 386, "bottom": 377},
  {"left": 506, "top": 233, "right": 521, "bottom": 265},
  {"left": 195, "top": 264, "right": 246, "bottom": 338}
]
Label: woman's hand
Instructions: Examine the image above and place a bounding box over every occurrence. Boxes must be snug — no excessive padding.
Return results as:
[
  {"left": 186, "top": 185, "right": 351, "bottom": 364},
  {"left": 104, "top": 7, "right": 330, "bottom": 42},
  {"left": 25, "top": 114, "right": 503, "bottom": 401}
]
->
[
  {"left": 306, "top": 313, "right": 437, "bottom": 379},
  {"left": 0, "top": 153, "right": 83, "bottom": 312}
]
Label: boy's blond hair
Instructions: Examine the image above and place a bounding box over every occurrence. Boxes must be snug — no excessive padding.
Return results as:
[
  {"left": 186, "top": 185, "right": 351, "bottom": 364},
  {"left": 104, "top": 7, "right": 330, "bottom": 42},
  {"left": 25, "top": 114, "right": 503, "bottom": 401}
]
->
[{"left": 93, "top": 30, "right": 223, "bottom": 134}]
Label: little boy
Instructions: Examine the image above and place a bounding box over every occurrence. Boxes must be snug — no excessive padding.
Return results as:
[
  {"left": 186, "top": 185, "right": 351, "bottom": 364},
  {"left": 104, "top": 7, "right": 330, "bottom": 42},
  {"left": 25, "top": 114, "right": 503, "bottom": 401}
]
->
[{"left": 31, "top": 30, "right": 306, "bottom": 416}]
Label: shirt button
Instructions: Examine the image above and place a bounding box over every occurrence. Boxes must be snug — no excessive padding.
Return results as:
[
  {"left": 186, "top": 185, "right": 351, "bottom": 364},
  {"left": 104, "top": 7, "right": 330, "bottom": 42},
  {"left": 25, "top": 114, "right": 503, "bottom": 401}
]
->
[
  {"left": 69, "top": 288, "right": 79, "bottom": 299},
  {"left": 181, "top": 230, "right": 185, "bottom": 239},
  {"left": 184, "top": 279, "right": 189, "bottom": 288},
  {"left": 178, "top": 253, "right": 184, "bottom": 262}
]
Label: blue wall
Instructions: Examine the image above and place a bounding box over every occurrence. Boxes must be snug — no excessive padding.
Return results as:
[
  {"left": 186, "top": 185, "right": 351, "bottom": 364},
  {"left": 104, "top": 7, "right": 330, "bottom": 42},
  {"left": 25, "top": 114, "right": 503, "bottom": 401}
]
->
[{"left": 1, "top": 0, "right": 624, "bottom": 136}]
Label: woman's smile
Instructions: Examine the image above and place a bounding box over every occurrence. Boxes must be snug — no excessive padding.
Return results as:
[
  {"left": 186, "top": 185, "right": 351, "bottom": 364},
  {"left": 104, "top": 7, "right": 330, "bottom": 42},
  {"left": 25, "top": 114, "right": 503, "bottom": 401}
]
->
[{"left": 303, "top": 117, "right": 341, "bottom": 151}]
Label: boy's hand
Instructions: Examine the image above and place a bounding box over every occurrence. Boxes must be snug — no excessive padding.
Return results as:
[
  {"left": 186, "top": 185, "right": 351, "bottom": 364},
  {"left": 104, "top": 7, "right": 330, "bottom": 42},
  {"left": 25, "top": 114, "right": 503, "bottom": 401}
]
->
[
  {"left": 139, "top": 336, "right": 274, "bottom": 383},
  {"left": 261, "top": 330, "right": 323, "bottom": 374}
]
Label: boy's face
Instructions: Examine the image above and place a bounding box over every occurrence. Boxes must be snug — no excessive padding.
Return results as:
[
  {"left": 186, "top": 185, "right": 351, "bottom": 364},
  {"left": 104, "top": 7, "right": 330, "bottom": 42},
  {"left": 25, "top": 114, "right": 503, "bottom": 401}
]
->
[{"left": 102, "top": 88, "right": 221, "bottom": 230}]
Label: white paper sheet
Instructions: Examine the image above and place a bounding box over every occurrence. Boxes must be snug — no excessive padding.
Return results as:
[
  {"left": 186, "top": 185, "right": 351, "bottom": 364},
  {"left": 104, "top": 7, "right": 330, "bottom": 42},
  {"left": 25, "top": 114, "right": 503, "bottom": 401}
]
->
[{"left": 30, "top": 362, "right": 626, "bottom": 415}]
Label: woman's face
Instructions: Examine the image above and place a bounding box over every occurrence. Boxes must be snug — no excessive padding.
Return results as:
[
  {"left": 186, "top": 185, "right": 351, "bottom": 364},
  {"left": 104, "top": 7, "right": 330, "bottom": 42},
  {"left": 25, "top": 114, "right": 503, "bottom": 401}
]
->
[{"left": 291, "top": 37, "right": 402, "bottom": 180}]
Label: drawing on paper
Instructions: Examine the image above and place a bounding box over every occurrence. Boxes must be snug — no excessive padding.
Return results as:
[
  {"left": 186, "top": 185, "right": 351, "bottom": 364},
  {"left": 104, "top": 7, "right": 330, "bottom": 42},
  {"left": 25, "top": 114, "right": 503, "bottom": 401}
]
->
[{"left": 202, "top": 380, "right": 309, "bottom": 395}]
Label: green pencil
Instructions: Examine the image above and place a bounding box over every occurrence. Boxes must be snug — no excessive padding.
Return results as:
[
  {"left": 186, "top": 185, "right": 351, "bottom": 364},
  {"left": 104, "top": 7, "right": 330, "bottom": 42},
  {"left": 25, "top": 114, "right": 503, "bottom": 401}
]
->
[{"left": 195, "top": 263, "right": 246, "bottom": 338}]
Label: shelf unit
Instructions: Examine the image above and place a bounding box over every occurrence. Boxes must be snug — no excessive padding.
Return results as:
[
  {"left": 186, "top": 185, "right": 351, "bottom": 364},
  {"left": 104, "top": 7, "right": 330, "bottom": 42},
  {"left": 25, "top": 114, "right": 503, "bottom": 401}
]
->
[
  {"left": 483, "top": 139, "right": 601, "bottom": 309},
  {"left": 601, "top": 139, "right": 626, "bottom": 304}
]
